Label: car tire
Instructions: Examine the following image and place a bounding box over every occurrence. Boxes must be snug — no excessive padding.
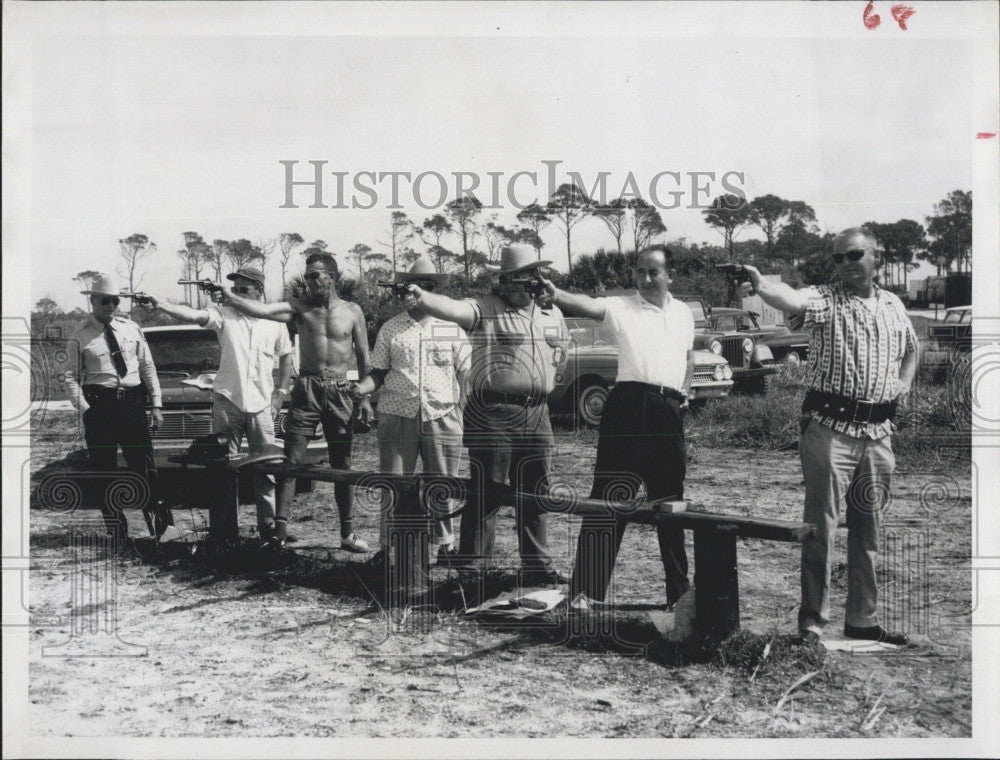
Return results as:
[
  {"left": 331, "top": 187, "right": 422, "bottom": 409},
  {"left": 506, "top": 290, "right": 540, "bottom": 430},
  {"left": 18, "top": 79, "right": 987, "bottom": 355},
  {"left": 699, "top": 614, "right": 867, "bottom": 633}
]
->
[
  {"left": 784, "top": 350, "right": 801, "bottom": 366},
  {"left": 577, "top": 383, "right": 608, "bottom": 427}
]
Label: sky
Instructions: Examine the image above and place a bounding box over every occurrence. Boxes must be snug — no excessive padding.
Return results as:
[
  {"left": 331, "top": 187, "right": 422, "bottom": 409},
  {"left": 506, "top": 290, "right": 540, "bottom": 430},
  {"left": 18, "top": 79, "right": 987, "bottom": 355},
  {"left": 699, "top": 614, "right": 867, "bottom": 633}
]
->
[{"left": 6, "top": 2, "right": 995, "bottom": 309}]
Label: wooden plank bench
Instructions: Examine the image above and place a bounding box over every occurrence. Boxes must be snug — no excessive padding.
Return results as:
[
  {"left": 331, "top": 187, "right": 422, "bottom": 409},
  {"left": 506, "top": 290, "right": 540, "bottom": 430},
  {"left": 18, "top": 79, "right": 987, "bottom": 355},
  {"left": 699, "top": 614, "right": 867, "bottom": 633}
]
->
[{"left": 254, "top": 462, "right": 814, "bottom": 640}]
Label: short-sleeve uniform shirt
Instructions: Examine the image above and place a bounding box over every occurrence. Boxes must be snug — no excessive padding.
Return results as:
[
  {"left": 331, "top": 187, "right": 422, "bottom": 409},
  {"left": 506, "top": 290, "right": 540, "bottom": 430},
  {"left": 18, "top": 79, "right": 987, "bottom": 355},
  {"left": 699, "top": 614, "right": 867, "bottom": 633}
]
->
[
  {"left": 68, "top": 315, "right": 162, "bottom": 407},
  {"left": 467, "top": 296, "right": 568, "bottom": 396},
  {"left": 371, "top": 312, "right": 471, "bottom": 420}
]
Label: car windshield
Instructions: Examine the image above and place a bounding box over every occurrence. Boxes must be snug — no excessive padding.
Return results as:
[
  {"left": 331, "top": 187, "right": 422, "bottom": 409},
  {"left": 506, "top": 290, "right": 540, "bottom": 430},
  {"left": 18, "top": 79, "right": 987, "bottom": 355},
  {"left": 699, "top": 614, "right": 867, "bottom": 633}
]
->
[
  {"left": 685, "top": 300, "right": 707, "bottom": 324},
  {"left": 943, "top": 310, "right": 970, "bottom": 324},
  {"left": 145, "top": 330, "right": 221, "bottom": 373}
]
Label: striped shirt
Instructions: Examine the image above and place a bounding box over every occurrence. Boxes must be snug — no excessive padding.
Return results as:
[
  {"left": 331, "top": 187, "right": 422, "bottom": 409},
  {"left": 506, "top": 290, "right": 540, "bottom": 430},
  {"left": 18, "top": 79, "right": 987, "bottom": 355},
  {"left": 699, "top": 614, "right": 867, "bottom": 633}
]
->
[{"left": 800, "top": 282, "right": 918, "bottom": 439}]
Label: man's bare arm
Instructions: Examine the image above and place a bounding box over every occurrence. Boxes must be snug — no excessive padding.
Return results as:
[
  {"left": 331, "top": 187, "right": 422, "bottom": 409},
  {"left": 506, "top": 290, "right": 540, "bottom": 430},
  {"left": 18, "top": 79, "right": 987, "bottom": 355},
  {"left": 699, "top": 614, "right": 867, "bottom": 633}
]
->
[
  {"left": 537, "top": 277, "right": 608, "bottom": 321},
  {"left": 742, "top": 265, "right": 812, "bottom": 316},
  {"left": 220, "top": 287, "right": 297, "bottom": 323},
  {"left": 351, "top": 305, "right": 372, "bottom": 378},
  {"left": 354, "top": 369, "right": 388, "bottom": 397},
  {"left": 147, "top": 296, "right": 210, "bottom": 326},
  {"left": 276, "top": 353, "right": 293, "bottom": 392},
  {"left": 406, "top": 287, "right": 476, "bottom": 331},
  {"left": 896, "top": 343, "right": 919, "bottom": 398},
  {"left": 682, "top": 349, "right": 695, "bottom": 398}
]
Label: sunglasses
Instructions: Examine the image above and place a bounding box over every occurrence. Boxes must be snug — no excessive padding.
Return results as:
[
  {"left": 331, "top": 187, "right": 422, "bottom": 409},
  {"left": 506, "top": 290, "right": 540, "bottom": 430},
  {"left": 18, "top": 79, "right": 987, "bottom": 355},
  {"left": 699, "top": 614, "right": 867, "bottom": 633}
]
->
[
  {"left": 305, "top": 271, "right": 326, "bottom": 282},
  {"left": 832, "top": 249, "right": 867, "bottom": 264},
  {"left": 97, "top": 296, "right": 121, "bottom": 307},
  {"left": 232, "top": 286, "right": 252, "bottom": 295}
]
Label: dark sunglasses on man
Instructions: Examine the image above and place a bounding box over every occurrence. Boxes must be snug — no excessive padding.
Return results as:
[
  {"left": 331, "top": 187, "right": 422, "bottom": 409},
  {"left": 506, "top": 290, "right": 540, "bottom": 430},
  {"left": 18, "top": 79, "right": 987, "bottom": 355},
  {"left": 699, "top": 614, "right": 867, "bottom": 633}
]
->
[
  {"left": 832, "top": 248, "right": 867, "bottom": 264},
  {"left": 97, "top": 296, "right": 121, "bottom": 307},
  {"left": 304, "top": 271, "right": 325, "bottom": 282}
]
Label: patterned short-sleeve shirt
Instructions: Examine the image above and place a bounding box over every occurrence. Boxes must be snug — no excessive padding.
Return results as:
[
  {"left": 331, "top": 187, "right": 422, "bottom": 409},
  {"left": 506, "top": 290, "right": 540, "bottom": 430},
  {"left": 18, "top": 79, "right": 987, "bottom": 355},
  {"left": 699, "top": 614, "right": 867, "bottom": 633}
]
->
[
  {"left": 371, "top": 312, "right": 470, "bottom": 420},
  {"left": 801, "top": 281, "right": 918, "bottom": 439}
]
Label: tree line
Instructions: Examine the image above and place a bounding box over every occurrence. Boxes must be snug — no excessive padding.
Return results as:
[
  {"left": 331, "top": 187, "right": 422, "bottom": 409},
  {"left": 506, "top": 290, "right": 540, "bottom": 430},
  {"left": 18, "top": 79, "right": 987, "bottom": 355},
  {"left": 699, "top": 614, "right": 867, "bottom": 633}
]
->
[{"left": 59, "top": 184, "right": 970, "bottom": 322}]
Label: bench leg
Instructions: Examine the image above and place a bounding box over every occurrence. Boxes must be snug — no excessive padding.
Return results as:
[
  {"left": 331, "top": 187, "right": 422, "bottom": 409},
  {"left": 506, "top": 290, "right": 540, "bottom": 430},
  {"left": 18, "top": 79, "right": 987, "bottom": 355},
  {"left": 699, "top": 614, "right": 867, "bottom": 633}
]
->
[
  {"left": 387, "top": 490, "right": 430, "bottom": 606},
  {"left": 208, "top": 465, "right": 240, "bottom": 545},
  {"left": 693, "top": 528, "right": 740, "bottom": 640}
]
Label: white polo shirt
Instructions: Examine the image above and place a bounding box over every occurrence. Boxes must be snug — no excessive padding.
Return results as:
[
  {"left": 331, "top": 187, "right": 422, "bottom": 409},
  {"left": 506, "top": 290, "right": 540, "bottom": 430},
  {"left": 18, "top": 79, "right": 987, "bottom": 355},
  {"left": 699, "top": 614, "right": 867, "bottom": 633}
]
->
[
  {"left": 599, "top": 292, "right": 694, "bottom": 391},
  {"left": 205, "top": 305, "right": 292, "bottom": 413}
]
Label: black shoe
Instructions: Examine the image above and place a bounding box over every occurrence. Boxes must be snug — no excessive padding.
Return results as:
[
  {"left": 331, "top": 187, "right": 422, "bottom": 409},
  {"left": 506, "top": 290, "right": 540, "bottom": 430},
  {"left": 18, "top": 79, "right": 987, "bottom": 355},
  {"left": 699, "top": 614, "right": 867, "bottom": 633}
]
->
[
  {"left": 522, "top": 568, "right": 570, "bottom": 586},
  {"left": 844, "top": 624, "right": 909, "bottom": 646},
  {"left": 798, "top": 630, "right": 821, "bottom": 646}
]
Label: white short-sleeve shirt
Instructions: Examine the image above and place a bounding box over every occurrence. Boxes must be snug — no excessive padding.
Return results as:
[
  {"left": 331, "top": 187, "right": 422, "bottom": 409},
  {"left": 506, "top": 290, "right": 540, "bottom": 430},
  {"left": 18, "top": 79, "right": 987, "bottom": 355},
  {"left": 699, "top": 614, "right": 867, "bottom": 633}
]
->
[{"left": 600, "top": 292, "right": 694, "bottom": 391}]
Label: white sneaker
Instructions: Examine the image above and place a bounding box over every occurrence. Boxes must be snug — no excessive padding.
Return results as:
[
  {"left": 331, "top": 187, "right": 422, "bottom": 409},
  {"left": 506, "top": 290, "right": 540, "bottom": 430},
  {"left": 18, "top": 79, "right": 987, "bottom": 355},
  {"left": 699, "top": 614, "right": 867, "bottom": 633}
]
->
[{"left": 340, "top": 533, "right": 371, "bottom": 553}]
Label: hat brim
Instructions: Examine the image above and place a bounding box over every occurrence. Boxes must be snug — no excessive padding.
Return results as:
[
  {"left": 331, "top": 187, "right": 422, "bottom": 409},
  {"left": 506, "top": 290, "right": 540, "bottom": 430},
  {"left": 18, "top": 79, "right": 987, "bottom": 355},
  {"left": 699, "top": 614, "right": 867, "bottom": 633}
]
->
[
  {"left": 227, "top": 272, "right": 265, "bottom": 286},
  {"left": 497, "top": 260, "right": 553, "bottom": 276},
  {"left": 395, "top": 271, "right": 451, "bottom": 285},
  {"left": 80, "top": 290, "right": 119, "bottom": 296}
]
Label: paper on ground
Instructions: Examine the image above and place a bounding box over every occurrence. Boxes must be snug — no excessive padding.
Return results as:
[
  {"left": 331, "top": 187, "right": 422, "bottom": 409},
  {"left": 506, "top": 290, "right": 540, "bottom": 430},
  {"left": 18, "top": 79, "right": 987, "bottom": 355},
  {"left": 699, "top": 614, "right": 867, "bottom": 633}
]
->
[{"left": 465, "top": 588, "right": 566, "bottom": 619}]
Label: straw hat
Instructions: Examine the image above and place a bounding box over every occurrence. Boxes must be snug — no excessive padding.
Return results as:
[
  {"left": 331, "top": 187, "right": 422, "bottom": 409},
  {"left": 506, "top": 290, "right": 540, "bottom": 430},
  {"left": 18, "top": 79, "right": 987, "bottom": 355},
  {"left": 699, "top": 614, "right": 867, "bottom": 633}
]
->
[{"left": 394, "top": 257, "right": 451, "bottom": 285}]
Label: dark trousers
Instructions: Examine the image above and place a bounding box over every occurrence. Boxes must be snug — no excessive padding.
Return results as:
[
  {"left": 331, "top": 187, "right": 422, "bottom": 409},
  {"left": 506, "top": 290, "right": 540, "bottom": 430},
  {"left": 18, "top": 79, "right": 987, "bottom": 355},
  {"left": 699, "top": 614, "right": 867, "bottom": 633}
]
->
[
  {"left": 570, "top": 384, "right": 689, "bottom": 604},
  {"left": 459, "top": 400, "right": 555, "bottom": 572},
  {"left": 82, "top": 391, "right": 169, "bottom": 538}
]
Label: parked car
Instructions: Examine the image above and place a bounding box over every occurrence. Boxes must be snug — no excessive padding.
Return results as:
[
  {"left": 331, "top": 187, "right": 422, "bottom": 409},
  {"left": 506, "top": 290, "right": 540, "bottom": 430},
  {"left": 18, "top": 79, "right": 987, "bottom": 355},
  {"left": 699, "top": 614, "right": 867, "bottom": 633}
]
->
[
  {"left": 703, "top": 308, "right": 810, "bottom": 366},
  {"left": 137, "top": 325, "right": 329, "bottom": 467},
  {"left": 678, "top": 296, "right": 779, "bottom": 392},
  {"left": 549, "top": 317, "right": 734, "bottom": 427},
  {"left": 923, "top": 306, "right": 972, "bottom": 366}
]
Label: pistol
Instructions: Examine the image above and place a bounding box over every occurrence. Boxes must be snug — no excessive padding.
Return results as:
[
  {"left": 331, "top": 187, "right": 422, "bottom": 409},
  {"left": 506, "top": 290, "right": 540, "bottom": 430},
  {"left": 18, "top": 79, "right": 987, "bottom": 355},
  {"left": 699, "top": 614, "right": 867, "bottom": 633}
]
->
[
  {"left": 178, "top": 279, "right": 224, "bottom": 294},
  {"left": 713, "top": 263, "right": 753, "bottom": 286},
  {"left": 119, "top": 291, "right": 153, "bottom": 306},
  {"left": 503, "top": 277, "right": 546, "bottom": 297},
  {"left": 377, "top": 281, "right": 413, "bottom": 297}
]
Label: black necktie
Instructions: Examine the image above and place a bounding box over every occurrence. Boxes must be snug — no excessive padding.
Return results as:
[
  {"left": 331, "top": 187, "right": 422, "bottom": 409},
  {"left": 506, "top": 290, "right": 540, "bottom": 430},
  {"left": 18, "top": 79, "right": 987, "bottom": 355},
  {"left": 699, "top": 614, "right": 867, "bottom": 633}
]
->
[{"left": 104, "top": 323, "right": 128, "bottom": 377}]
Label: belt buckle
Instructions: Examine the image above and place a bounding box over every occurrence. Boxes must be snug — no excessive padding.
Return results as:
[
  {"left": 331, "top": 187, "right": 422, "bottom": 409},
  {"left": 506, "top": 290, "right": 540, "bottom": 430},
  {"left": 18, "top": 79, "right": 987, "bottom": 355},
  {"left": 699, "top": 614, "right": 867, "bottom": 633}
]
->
[
  {"left": 115, "top": 387, "right": 126, "bottom": 400},
  {"left": 852, "top": 399, "right": 874, "bottom": 425}
]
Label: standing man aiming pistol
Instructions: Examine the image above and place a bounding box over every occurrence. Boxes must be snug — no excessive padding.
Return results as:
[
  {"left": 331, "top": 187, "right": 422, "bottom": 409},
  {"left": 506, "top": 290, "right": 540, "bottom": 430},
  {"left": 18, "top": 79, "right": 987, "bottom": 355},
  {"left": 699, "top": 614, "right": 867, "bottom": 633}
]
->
[
  {"left": 220, "top": 252, "right": 374, "bottom": 552},
  {"left": 742, "top": 227, "right": 918, "bottom": 646},
  {"left": 399, "top": 244, "right": 569, "bottom": 586},
  {"left": 539, "top": 245, "right": 695, "bottom": 609},
  {"left": 143, "top": 266, "right": 293, "bottom": 542}
]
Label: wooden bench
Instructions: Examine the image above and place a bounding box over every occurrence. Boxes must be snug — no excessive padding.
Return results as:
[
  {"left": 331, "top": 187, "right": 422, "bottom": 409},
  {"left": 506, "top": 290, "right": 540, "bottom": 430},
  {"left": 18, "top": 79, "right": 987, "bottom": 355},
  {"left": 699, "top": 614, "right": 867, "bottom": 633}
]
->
[
  {"left": 168, "top": 452, "right": 285, "bottom": 546},
  {"left": 254, "top": 462, "right": 814, "bottom": 640}
]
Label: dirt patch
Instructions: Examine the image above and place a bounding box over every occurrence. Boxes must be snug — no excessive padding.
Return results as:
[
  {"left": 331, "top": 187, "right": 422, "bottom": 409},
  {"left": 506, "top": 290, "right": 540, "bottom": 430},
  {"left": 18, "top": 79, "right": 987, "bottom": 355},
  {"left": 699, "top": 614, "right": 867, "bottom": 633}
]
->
[{"left": 26, "top": 412, "right": 971, "bottom": 738}]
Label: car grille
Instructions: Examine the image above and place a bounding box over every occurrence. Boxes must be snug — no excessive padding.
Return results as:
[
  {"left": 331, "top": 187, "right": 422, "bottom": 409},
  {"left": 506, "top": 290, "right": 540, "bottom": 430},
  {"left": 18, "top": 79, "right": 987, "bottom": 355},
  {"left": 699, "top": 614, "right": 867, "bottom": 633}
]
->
[
  {"left": 152, "top": 409, "right": 292, "bottom": 440},
  {"left": 153, "top": 410, "right": 214, "bottom": 440},
  {"left": 693, "top": 366, "right": 716, "bottom": 381},
  {"left": 719, "top": 337, "right": 747, "bottom": 369}
]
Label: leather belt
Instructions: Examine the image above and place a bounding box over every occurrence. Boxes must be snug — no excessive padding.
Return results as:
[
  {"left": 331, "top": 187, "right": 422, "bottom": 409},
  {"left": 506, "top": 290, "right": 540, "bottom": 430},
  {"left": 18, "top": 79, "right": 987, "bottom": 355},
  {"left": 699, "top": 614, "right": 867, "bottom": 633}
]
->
[
  {"left": 82, "top": 384, "right": 146, "bottom": 402},
  {"left": 615, "top": 381, "right": 686, "bottom": 404},
  {"left": 474, "top": 390, "right": 547, "bottom": 407},
  {"left": 803, "top": 389, "right": 896, "bottom": 425}
]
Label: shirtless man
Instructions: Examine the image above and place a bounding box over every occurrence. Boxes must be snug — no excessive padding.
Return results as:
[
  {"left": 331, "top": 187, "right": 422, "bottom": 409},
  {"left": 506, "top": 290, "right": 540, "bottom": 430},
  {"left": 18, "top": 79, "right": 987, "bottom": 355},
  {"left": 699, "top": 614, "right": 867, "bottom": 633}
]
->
[{"left": 221, "top": 251, "right": 374, "bottom": 552}]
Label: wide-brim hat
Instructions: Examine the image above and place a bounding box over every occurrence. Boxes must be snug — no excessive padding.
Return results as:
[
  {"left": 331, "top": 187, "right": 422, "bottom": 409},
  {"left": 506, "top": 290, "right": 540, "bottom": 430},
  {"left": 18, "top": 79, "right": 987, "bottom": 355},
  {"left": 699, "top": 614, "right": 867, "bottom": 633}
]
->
[
  {"left": 394, "top": 257, "right": 450, "bottom": 285},
  {"left": 498, "top": 244, "right": 552, "bottom": 276},
  {"left": 80, "top": 273, "right": 121, "bottom": 296},
  {"left": 227, "top": 267, "right": 265, "bottom": 288}
]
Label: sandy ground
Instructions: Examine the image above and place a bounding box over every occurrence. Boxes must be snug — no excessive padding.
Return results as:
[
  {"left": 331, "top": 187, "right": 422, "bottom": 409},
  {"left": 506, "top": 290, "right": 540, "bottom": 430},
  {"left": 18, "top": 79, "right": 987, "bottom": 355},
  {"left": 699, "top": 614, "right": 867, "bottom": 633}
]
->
[{"left": 25, "top": 414, "right": 971, "bottom": 739}]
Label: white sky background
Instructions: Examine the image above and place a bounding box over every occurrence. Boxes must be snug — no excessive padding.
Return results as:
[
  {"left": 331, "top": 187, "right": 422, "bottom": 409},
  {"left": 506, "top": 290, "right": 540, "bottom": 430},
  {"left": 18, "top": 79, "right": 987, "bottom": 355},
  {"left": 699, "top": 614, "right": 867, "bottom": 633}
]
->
[{"left": 13, "top": 4, "right": 987, "bottom": 308}]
